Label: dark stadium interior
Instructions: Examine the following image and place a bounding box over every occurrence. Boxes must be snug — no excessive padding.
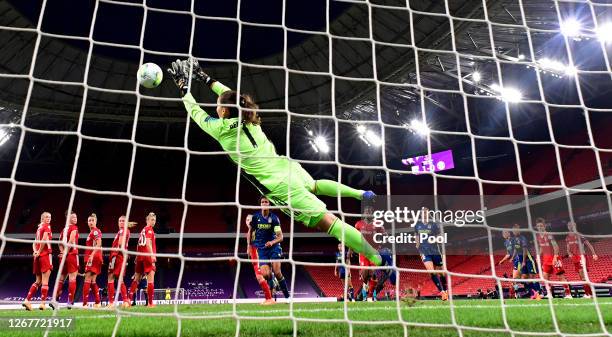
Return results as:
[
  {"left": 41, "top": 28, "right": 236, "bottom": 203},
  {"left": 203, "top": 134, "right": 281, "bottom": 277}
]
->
[{"left": 0, "top": 0, "right": 611, "bottom": 302}]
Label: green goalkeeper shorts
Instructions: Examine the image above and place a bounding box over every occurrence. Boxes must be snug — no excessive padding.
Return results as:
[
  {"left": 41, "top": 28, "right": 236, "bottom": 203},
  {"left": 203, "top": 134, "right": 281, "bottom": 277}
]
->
[{"left": 266, "top": 161, "right": 327, "bottom": 228}]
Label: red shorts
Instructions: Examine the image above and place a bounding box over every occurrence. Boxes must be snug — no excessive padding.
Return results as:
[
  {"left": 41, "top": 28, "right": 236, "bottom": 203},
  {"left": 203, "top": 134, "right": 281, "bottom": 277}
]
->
[
  {"left": 108, "top": 254, "right": 127, "bottom": 277},
  {"left": 572, "top": 255, "right": 591, "bottom": 272},
  {"left": 248, "top": 246, "right": 261, "bottom": 276},
  {"left": 359, "top": 254, "right": 375, "bottom": 267},
  {"left": 33, "top": 255, "right": 53, "bottom": 274},
  {"left": 135, "top": 257, "right": 156, "bottom": 274},
  {"left": 541, "top": 256, "right": 565, "bottom": 275},
  {"left": 61, "top": 253, "right": 79, "bottom": 275},
  {"left": 85, "top": 254, "right": 103, "bottom": 275}
]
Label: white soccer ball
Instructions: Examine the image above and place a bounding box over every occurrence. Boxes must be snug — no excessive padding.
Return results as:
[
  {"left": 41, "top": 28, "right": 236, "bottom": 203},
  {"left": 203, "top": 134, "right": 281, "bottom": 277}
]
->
[{"left": 137, "top": 63, "right": 163, "bottom": 88}]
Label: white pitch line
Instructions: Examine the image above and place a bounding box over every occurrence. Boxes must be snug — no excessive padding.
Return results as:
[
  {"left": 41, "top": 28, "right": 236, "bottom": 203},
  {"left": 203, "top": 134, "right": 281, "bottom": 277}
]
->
[
  {"left": 1, "top": 301, "right": 610, "bottom": 319},
  {"left": 211, "top": 301, "right": 612, "bottom": 316}
]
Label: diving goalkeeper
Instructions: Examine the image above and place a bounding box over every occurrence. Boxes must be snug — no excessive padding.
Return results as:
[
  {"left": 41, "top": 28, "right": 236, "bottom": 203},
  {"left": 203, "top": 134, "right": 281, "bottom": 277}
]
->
[{"left": 167, "top": 59, "right": 389, "bottom": 268}]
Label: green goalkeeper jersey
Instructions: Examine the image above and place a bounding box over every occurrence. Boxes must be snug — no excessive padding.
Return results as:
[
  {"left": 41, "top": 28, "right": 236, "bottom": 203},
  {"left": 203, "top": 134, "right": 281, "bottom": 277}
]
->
[{"left": 182, "top": 91, "right": 290, "bottom": 194}]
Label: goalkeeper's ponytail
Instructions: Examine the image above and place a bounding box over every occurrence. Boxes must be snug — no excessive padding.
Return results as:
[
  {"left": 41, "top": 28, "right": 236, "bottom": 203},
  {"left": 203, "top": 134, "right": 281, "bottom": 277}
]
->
[{"left": 219, "top": 91, "right": 261, "bottom": 125}]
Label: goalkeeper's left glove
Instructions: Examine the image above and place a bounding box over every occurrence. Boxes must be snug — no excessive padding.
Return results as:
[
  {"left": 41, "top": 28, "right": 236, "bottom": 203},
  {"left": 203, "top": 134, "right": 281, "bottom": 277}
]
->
[{"left": 167, "top": 59, "right": 190, "bottom": 97}]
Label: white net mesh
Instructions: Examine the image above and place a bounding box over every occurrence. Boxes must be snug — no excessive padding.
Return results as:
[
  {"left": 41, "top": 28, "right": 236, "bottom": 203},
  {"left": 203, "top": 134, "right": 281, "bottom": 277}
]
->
[{"left": 0, "top": 0, "right": 611, "bottom": 336}]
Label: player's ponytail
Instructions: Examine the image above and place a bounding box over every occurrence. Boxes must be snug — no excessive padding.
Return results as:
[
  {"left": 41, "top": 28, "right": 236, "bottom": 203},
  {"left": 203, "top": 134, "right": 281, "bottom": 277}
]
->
[{"left": 219, "top": 90, "right": 261, "bottom": 125}]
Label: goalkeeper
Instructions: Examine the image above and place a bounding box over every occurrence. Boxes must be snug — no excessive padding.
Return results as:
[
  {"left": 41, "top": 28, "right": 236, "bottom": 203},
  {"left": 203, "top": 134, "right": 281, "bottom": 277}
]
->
[{"left": 168, "top": 59, "right": 389, "bottom": 268}]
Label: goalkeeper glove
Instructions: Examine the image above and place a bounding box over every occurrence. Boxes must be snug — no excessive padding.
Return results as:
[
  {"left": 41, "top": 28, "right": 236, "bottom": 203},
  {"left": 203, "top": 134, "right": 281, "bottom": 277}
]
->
[
  {"left": 187, "top": 58, "right": 216, "bottom": 87},
  {"left": 167, "top": 59, "right": 190, "bottom": 97}
]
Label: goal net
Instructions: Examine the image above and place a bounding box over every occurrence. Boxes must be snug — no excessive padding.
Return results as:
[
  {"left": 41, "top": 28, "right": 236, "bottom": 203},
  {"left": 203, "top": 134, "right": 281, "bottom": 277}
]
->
[{"left": 0, "top": 0, "right": 610, "bottom": 336}]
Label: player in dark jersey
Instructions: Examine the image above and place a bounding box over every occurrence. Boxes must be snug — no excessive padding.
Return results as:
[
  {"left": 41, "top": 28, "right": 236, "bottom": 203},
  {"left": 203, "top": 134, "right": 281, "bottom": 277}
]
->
[
  {"left": 335, "top": 243, "right": 354, "bottom": 301},
  {"left": 415, "top": 208, "right": 447, "bottom": 301},
  {"left": 497, "top": 230, "right": 517, "bottom": 298},
  {"left": 53, "top": 212, "right": 80, "bottom": 309},
  {"left": 246, "top": 214, "right": 274, "bottom": 305},
  {"left": 512, "top": 224, "right": 541, "bottom": 299},
  {"left": 565, "top": 221, "right": 598, "bottom": 298},
  {"left": 251, "top": 196, "right": 290, "bottom": 298},
  {"left": 498, "top": 230, "right": 516, "bottom": 265}
]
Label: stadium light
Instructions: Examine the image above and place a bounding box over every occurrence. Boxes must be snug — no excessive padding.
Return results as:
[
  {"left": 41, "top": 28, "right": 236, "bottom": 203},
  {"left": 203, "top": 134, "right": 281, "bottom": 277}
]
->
[
  {"left": 0, "top": 128, "right": 9, "bottom": 146},
  {"left": 364, "top": 130, "right": 382, "bottom": 147},
  {"left": 306, "top": 129, "right": 330, "bottom": 153},
  {"left": 356, "top": 124, "right": 366, "bottom": 135},
  {"left": 408, "top": 119, "right": 430, "bottom": 136},
  {"left": 596, "top": 23, "right": 612, "bottom": 43},
  {"left": 560, "top": 18, "right": 581, "bottom": 37},
  {"left": 518, "top": 54, "right": 525, "bottom": 60},
  {"left": 312, "top": 135, "right": 329, "bottom": 153},
  {"left": 537, "top": 58, "right": 578, "bottom": 77},
  {"left": 356, "top": 124, "right": 382, "bottom": 147},
  {"left": 471, "top": 71, "right": 481, "bottom": 83},
  {"left": 488, "top": 83, "right": 522, "bottom": 102},
  {"left": 500, "top": 87, "right": 522, "bottom": 102},
  {"left": 564, "top": 65, "right": 577, "bottom": 76}
]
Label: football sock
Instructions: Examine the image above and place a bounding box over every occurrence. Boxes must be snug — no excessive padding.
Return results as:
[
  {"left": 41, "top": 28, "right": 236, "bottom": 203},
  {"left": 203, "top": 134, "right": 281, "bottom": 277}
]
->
[
  {"left": 439, "top": 275, "right": 448, "bottom": 291},
  {"left": 92, "top": 283, "right": 101, "bottom": 304},
  {"left": 120, "top": 283, "right": 129, "bottom": 302},
  {"left": 26, "top": 283, "right": 39, "bottom": 301},
  {"left": 278, "top": 276, "right": 290, "bottom": 298},
  {"left": 108, "top": 282, "right": 115, "bottom": 303},
  {"left": 258, "top": 279, "right": 272, "bottom": 300},
  {"left": 328, "top": 218, "right": 381, "bottom": 266},
  {"left": 147, "top": 283, "right": 154, "bottom": 305},
  {"left": 55, "top": 279, "right": 64, "bottom": 300},
  {"left": 431, "top": 274, "right": 444, "bottom": 292},
  {"left": 314, "top": 180, "right": 363, "bottom": 200},
  {"left": 40, "top": 285, "right": 48, "bottom": 302},
  {"left": 129, "top": 281, "right": 138, "bottom": 301},
  {"left": 533, "top": 282, "right": 542, "bottom": 294},
  {"left": 82, "top": 282, "right": 90, "bottom": 305},
  {"left": 68, "top": 280, "right": 76, "bottom": 304}
]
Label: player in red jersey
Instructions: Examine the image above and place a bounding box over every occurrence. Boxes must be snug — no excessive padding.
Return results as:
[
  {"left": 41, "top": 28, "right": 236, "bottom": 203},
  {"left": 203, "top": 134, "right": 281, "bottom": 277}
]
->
[
  {"left": 246, "top": 214, "right": 274, "bottom": 305},
  {"left": 53, "top": 212, "right": 80, "bottom": 309},
  {"left": 23, "top": 212, "right": 53, "bottom": 311},
  {"left": 83, "top": 213, "right": 103, "bottom": 308},
  {"left": 535, "top": 218, "right": 571, "bottom": 299},
  {"left": 565, "top": 221, "right": 598, "bottom": 298},
  {"left": 129, "top": 212, "right": 157, "bottom": 307},
  {"left": 354, "top": 205, "right": 384, "bottom": 301},
  {"left": 107, "top": 215, "right": 134, "bottom": 308}
]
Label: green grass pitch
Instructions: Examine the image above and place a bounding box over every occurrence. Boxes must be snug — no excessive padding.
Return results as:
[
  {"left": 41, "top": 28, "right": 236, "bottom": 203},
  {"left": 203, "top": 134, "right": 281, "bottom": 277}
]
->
[{"left": 0, "top": 298, "right": 610, "bottom": 337}]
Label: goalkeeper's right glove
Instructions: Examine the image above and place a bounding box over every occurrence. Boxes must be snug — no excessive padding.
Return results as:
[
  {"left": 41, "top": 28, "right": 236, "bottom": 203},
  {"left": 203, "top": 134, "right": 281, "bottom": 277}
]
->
[
  {"left": 187, "top": 58, "right": 216, "bottom": 87},
  {"left": 167, "top": 59, "right": 190, "bottom": 97}
]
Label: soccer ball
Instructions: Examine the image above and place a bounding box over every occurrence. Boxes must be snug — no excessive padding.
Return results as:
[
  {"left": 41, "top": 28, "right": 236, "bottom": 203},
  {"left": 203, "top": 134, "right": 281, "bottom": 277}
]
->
[{"left": 138, "top": 63, "right": 163, "bottom": 88}]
